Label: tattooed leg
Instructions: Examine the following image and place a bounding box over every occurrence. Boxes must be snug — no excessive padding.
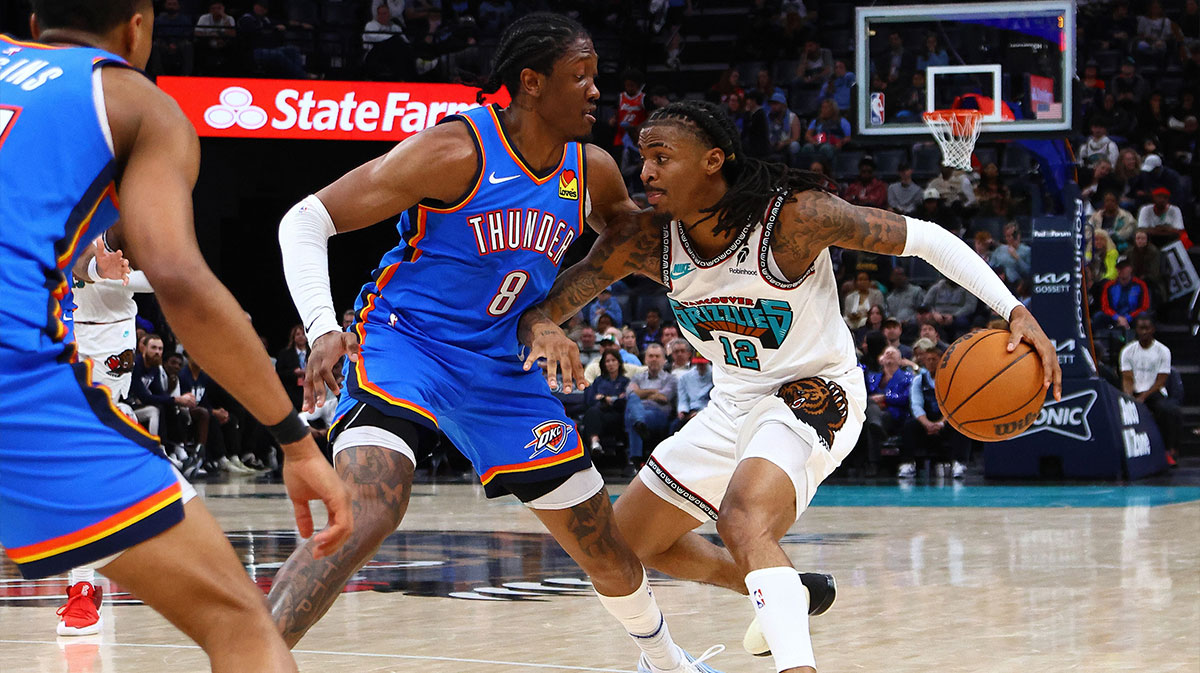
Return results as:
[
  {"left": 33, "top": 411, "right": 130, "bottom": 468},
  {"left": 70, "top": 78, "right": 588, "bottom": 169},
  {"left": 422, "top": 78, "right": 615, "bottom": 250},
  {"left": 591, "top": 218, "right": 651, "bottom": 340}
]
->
[
  {"left": 529, "top": 487, "right": 644, "bottom": 595},
  {"left": 268, "top": 446, "right": 413, "bottom": 647}
]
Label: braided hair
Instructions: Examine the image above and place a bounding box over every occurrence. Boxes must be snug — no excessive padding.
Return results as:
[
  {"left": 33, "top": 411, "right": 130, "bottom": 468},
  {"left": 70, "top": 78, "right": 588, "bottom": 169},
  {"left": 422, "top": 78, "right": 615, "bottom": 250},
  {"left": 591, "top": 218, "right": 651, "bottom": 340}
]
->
[
  {"left": 642, "top": 100, "right": 836, "bottom": 238},
  {"left": 476, "top": 13, "right": 590, "bottom": 104}
]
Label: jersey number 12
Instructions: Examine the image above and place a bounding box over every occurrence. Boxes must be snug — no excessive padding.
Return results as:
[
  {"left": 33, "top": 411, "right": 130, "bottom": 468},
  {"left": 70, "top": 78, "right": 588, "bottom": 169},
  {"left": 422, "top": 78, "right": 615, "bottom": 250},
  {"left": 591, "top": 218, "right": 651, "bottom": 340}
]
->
[{"left": 719, "top": 336, "right": 760, "bottom": 371}]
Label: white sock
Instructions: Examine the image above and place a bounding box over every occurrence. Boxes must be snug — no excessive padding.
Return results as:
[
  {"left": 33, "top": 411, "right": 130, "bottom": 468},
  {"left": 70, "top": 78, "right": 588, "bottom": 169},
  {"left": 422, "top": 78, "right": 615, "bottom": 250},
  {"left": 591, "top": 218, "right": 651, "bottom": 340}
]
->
[
  {"left": 746, "top": 567, "right": 816, "bottom": 672},
  {"left": 594, "top": 572, "right": 682, "bottom": 671},
  {"left": 69, "top": 566, "right": 95, "bottom": 586}
]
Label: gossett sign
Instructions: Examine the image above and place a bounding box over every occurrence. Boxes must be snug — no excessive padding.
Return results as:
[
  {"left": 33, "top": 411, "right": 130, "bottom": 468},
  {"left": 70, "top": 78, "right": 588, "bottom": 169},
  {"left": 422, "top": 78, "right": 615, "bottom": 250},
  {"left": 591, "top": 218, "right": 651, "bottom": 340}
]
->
[{"left": 157, "top": 76, "right": 510, "bottom": 141}]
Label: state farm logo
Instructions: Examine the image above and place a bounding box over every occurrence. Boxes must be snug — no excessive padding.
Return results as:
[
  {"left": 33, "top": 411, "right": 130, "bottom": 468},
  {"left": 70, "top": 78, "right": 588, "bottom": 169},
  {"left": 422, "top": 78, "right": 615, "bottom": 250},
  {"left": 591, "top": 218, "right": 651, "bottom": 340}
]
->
[{"left": 204, "top": 86, "right": 268, "bottom": 130}]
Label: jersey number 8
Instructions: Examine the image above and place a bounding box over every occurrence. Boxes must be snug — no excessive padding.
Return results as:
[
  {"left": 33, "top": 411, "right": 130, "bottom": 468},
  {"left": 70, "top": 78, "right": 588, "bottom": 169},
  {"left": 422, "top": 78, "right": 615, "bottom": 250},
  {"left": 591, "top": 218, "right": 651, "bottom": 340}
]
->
[{"left": 487, "top": 270, "right": 530, "bottom": 316}]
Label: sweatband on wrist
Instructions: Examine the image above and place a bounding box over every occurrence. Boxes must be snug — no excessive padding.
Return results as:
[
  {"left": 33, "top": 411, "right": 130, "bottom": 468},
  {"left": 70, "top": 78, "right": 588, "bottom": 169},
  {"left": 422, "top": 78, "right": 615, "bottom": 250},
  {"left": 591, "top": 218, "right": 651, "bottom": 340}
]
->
[
  {"left": 86, "top": 256, "right": 99, "bottom": 283},
  {"left": 901, "top": 216, "right": 1023, "bottom": 320},
  {"left": 279, "top": 194, "right": 341, "bottom": 344},
  {"left": 266, "top": 410, "right": 311, "bottom": 445}
]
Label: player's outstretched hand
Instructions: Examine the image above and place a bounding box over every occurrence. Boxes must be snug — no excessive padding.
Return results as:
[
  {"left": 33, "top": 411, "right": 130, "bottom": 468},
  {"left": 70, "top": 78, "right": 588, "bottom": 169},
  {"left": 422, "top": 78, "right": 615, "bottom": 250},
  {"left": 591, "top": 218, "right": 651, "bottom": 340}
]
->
[
  {"left": 1007, "top": 305, "right": 1062, "bottom": 401},
  {"left": 522, "top": 320, "right": 587, "bottom": 394},
  {"left": 281, "top": 438, "right": 353, "bottom": 559},
  {"left": 304, "top": 331, "right": 360, "bottom": 412},
  {"left": 94, "top": 239, "right": 130, "bottom": 285}
]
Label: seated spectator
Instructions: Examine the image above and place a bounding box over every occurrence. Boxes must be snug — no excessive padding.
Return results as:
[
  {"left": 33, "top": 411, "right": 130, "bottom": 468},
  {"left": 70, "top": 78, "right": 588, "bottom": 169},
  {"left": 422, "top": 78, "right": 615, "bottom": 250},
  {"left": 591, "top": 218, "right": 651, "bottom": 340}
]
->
[
  {"left": 584, "top": 286, "right": 623, "bottom": 328},
  {"left": 881, "top": 317, "right": 914, "bottom": 360},
  {"left": 916, "top": 187, "right": 961, "bottom": 234},
  {"left": 1131, "top": 154, "right": 1183, "bottom": 205},
  {"left": 1136, "top": 187, "right": 1186, "bottom": 244},
  {"left": 741, "top": 90, "right": 771, "bottom": 159},
  {"left": 899, "top": 339, "right": 971, "bottom": 479},
  {"left": 918, "top": 322, "right": 951, "bottom": 352},
  {"left": 859, "top": 331, "right": 888, "bottom": 374},
  {"left": 1093, "top": 261, "right": 1151, "bottom": 331},
  {"left": 594, "top": 312, "right": 617, "bottom": 338},
  {"left": 822, "top": 60, "right": 855, "bottom": 112},
  {"left": 675, "top": 356, "right": 713, "bottom": 427},
  {"left": 866, "top": 345, "right": 914, "bottom": 440},
  {"left": 637, "top": 308, "right": 665, "bottom": 352},
  {"left": 975, "top": 163, "right": 1012, "bottom": 219},
  {"left": 581, "top": 350, "right": 630, "bottom": 457},
  {"left": 802, "top": 98, "right": 851, "bottom": 165},
  {"left": 924, "top": 277, "right": 978, "bottom": 337},
  {"left": 666, "top": 338, "right": 694, "bottom": 377},
  {"left": 885, "top": 266, "right": 924, "bottom": 326},
  {"left": 875, "top": 31, "right": 914, "bottom": 87},
  {"left": 1078, "top": 120, "right": 1120, "bottom": 167},
  {"left": 239, "top": 1, "right": 309, "bottom": 79},
  {"left": 1135, "top": 0, "right": 1180, "bottom": 57},
  {"left": 1110, "top": 61, "right": 1149, "bottom": 105},
  {"left": 1089, "top": 229, "right": 1119, "bottom": 284},
  {"left": 1120, "top": 315, "right": 1182, "bottom": 466},
  {"left": 1082, "top": 158, "right": 1124, "bottom": 211},
  {"left": 854, "top": 304, "right": 886, "bottom": 346},
  {"left": 583, "top": 337, "right": 645, "bottom": 383},
  {"left": 624, "top": 343, "right": 676, "bottom": 474},
  {"left": 888, "top": 163, "right": 923, "bottom": 215},
  {"left": 1136, "top": 93, "right": 1171, "bottom": 146},
  {"left": 620, "top": 327, "right": 643, "bottom": 364},
  {"left": 1166, "top": 115, "right": 1197, "bottom": 171},
  {"left": 766, "top": 91, "right": 802, "bottom": 166},
  {"left": 163, "top": 353, "right": 209, "bottom": 477},
  {"left": 660, "top": 324, "right": 681, "bottom": 344},
  {"left": 927, "top": 165, "right": 977, "bottom": 213},
  {"left": 577, "top": 325, "right": 601, "bottom": 367},
  {"left": 844, "top": 271, "right": 885, "bottom": 330},
  {"left": 1089, "top": 191, "right": 1138, "bottom": 248},
  {"left": 152, "top": 0, "right": 194, "bottom": 76},
  {"left": 363, "top": 4, "right": 405, "bottom": 51},
  {"left": 275, "top": 325, "right": 309, "bottom": 412},
  {"left": 195, "top": 2, "right": 236, "bottom": 72},
  {"left": 893, "top": 71, "right": 927, "bottom": 121},
  {"left": 989, "top": 222, "right": 1032, "bottom": 286},
  {"left": 361, "top": 4, "right": 415, "bottom": 79},
  {"left": 792, "top": 39, "right": 833, "bottom": 116},
  {"left": 916, "top": 33, "right": 948, "bottom": 72},
  {"left": 842, "top": 156, "right": 888, "bottom": 209},
  {"left": 1124, "top": 230, "right": 1167, "bottom": 302},
  {"left": 973, "top": 230, "right": 995, "bottom": 264}
]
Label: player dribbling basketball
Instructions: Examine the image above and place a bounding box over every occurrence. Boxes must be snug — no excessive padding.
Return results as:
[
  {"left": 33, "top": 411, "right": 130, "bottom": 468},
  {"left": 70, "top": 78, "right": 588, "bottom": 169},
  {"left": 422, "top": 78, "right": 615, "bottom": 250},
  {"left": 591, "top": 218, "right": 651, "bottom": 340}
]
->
[{"left": 522, "top": 101, "right": 1062, "bottom": 672}]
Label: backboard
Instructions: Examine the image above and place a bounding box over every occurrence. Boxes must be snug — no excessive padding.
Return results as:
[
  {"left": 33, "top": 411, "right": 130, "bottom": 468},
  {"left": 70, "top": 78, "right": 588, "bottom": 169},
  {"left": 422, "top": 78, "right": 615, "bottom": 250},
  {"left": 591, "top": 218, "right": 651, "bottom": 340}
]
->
[{"left": 855, "top": 1, "right": 1075, "bottom": 138}]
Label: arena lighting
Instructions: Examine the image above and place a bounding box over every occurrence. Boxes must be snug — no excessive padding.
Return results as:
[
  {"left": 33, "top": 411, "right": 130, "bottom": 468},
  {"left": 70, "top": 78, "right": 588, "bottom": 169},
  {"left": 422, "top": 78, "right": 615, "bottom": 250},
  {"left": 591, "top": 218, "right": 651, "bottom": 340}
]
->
[{"left": 158, "top": 76, "right": 510, "bottom": 141}]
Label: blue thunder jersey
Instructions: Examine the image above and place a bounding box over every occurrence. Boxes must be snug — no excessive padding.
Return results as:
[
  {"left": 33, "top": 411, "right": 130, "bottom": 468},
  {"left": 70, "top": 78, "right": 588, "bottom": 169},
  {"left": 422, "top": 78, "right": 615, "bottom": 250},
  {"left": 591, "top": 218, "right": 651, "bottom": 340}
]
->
[
  {"left": 356, "top": 104, "right": 587, "bottom": 359},
  {"left": 0, "top": 35, "right": 125, "bottom": 370}
]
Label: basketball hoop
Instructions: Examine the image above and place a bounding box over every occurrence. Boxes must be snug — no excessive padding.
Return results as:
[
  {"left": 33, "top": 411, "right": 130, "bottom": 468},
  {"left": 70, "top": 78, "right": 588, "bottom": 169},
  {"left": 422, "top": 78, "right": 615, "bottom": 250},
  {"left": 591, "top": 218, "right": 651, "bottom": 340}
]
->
[{"left": 923, "top": 110, "right": 983, "bottom": 171}]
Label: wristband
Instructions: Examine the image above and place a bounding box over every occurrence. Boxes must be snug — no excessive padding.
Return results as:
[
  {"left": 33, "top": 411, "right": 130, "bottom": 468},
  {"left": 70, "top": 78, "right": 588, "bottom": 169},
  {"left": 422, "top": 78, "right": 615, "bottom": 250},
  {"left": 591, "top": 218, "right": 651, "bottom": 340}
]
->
[
  {"left": 86, "top": 256, "right": 99, "bottom": 283},
  {"left": 266, "top": 410, "right": 311, "bottom": 445}
]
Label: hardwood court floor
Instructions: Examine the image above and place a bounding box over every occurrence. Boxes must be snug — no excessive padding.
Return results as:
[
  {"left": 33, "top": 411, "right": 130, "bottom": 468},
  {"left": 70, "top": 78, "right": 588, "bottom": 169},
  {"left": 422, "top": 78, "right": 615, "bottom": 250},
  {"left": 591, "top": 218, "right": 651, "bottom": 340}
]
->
[{"left": 2, "top": 478, "right": 1198, "bottom": 673}]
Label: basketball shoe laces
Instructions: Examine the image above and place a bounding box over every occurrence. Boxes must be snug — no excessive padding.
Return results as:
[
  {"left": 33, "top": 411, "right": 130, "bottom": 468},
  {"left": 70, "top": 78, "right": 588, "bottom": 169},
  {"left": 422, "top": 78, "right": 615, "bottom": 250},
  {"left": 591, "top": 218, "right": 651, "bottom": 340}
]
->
[
  {"left": 684, "top": 644, "right": 726, "bottom": 672},
  {"left": 57, "top": 583, "right": 99, "bottom": 627}
]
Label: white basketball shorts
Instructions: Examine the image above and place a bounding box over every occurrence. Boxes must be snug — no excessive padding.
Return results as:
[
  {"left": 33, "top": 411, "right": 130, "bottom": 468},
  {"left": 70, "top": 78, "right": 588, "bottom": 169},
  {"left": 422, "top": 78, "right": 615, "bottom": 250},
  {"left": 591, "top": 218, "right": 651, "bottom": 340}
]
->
[{"left": 75, "top": 318, "right": 137, "bottom": 403}]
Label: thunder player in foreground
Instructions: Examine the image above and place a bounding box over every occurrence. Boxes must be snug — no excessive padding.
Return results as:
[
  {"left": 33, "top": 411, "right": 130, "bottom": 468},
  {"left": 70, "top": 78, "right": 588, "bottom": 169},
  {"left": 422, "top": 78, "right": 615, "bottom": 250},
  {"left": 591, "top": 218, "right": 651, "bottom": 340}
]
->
[
  {"left": 520, "top": 101, "right": 1063, "bottom": 673},
  {"left": 275, "top": 13, "right": 721, "bottom": 673},
  {"left": 0, "top": 2, "right": 352, "bottom": 670}
]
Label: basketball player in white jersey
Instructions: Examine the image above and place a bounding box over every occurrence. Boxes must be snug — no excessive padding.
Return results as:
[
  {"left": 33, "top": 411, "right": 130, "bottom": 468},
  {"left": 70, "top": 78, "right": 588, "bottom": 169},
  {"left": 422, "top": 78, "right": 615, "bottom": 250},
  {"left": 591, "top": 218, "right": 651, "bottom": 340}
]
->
[{"left": 520, "top": 101, "right": 1062, "bottom": 673}]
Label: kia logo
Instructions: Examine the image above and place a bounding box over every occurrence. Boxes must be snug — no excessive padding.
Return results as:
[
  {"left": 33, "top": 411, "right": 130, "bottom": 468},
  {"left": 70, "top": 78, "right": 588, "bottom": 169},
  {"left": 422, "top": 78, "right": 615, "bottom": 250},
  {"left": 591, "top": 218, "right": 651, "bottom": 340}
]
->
[{"left": 204, "top": 86, "right": 268, "bottom": 130}]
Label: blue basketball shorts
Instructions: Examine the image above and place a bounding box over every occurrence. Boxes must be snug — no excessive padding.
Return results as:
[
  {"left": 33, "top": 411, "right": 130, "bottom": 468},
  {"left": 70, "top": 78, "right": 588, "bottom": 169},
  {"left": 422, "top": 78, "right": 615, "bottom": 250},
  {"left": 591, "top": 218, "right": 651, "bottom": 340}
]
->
[
  {"left": 0, "top": 358, "right": 187, "bottom": 579},
  {"left": 328, "top": 314, "right": 589, "bottom": 500}
]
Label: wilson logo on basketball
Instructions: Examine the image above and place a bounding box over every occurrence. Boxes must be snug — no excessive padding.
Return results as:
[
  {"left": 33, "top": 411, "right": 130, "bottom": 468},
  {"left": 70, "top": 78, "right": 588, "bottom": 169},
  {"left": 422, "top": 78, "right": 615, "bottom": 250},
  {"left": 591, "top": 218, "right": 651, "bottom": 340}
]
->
[
  {"left": 993, "top": 411, "right": 1037, "bottom": 436},
  {"left": 558, "top": 169, "right": 578, "bottom": 200},
  {"left": 524, "top": 420, "right": 574, "bottom": 459}
]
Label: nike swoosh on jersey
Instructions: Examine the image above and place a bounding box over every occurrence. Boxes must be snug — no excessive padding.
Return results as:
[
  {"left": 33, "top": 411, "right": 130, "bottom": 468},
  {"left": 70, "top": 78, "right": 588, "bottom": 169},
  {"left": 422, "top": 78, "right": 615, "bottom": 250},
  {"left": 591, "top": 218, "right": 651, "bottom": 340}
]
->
[{"left": 488, "top": 172, "right": 520, "bottom": 185}]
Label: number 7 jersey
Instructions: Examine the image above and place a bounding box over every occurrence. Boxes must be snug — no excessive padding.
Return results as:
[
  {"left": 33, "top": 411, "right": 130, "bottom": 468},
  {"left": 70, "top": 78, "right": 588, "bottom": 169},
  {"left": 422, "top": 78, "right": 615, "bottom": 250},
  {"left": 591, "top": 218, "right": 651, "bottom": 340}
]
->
[
  {"left": 354, "top": 103, "right": 586, "bottom": 359},
  {"left": 660, "top": 193, "right": 859, "bottom": 415}
]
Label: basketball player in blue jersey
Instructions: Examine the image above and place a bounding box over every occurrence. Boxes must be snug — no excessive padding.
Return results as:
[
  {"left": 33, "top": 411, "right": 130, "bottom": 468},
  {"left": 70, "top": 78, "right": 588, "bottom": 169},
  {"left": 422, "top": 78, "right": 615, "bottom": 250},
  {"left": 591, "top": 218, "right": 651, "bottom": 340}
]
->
[
  {"left": 274, "top": 13, "right": 723, "bottom": 673},
  {"left": 0, "top": 2, "right": 351, "bottom": 671},
  {"left": 519, "top": 101, "right": 1062, "bottom": 673}
]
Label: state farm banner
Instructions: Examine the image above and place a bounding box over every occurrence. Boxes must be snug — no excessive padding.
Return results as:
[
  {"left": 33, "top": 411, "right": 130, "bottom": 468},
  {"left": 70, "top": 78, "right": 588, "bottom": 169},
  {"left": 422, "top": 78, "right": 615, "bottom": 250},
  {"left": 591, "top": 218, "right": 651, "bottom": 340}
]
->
[{"left": 157, "top": 76, "right": 510, "bottom": 141}]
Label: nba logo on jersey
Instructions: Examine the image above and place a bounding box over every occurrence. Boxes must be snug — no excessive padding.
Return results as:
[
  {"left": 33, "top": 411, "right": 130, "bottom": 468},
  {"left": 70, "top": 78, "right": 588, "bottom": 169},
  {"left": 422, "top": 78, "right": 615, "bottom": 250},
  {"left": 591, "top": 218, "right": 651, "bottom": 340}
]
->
[
  {"left": 558, "top": 170, "right": 578, "bottom": 200},
  {"left": 524, "top": 420, "right": 574, "bottom": 459},
  {"left": 753, "top": 589, "right": 765, "bottom": 608}
]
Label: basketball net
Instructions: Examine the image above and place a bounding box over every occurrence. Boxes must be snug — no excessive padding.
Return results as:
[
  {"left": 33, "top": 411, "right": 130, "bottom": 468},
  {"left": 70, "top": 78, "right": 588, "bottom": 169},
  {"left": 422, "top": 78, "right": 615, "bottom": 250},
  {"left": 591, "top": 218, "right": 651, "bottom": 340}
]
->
[{"left": 923, "top": 110, "right": 983, "bottom": 171}]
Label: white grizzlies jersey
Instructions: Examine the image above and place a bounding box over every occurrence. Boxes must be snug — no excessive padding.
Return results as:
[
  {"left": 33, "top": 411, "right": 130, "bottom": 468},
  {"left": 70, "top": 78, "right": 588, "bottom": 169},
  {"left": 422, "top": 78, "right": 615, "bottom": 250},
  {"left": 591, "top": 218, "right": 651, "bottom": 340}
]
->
[
  {"left": 73, "top": 276, "right": 139, "bottom": 323},
  {"left": 660, "top": 193, "right": 860, "bottom": 416}
]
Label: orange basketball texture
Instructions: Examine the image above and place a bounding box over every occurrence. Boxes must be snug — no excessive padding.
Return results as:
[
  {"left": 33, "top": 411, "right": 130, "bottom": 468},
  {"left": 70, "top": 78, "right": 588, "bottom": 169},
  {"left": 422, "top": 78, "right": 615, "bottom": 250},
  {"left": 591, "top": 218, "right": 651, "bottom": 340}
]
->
[{"left": 934, "top": 329, "right": 1046, "bottom": 442}]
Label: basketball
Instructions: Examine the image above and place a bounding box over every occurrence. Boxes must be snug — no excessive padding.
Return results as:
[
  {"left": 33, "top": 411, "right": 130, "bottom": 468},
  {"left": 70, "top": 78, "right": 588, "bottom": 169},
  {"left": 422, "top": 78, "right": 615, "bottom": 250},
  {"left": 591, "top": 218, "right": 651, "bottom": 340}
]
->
[{"left": 935, "top": 329, "right": 1046, "bottom": 442}]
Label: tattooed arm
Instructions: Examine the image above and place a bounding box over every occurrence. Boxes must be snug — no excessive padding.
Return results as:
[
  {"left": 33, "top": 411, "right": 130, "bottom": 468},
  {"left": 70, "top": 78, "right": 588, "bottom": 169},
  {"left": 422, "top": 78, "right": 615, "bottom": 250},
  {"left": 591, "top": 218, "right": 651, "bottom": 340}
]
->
[
  {"left": 775, "top": 190, "right": 1061, "bottom": 399},
  {"left": 518, "top": 146, "right": 663, "bottom": 391}
]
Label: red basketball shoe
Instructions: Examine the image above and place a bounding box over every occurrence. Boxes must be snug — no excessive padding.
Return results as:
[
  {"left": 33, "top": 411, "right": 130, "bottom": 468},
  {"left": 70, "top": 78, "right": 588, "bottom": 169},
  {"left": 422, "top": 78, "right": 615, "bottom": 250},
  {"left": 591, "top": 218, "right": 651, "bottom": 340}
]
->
[{"left": 56, "top": 582, "right": 103, "bottom": 636}]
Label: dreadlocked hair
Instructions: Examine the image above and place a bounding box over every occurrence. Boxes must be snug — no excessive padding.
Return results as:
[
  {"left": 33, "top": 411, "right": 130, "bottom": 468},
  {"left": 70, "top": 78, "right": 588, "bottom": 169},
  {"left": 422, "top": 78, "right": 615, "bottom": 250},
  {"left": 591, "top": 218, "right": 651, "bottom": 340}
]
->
[
  {"left": 476, "top": 13, "right": 590, "bottom": 104},
  {"left": 643, "top": 100, "right": 837, "bottom": 238}
]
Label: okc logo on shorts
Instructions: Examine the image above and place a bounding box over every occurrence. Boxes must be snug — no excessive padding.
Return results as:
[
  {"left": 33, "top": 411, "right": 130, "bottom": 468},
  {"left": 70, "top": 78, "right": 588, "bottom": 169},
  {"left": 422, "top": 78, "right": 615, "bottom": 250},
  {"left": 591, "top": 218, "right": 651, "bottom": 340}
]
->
[
  {"left": 524, "top": 420, "right": 574, "bottom": 459},
  {"left": 205, "top": 87, "right": 268, "bottom": 131},
  {"left": 558, "top": 169, "right": 578, "bottom": 200},
  {"left": 753, "top": 589, "right": 765, "bottom": 608}
]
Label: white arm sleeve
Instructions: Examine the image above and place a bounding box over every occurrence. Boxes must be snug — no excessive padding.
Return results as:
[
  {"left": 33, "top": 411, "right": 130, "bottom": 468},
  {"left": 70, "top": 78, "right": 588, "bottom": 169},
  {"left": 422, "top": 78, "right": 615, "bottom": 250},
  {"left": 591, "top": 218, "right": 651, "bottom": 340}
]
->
[
  {"left": 279, "top": 195, "right": 341, "bottom": 344},
  {"left": 901, "top": 216, "right": 1023, "bottom": 320}
]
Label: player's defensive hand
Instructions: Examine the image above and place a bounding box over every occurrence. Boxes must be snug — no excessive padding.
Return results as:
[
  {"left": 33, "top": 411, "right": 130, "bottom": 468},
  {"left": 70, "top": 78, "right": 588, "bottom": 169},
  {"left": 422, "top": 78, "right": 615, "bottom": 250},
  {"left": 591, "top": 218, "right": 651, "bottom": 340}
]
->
[
  {"left": 304, "top": 331, "right": 360, "bottom": 413},
  {"left": 522, "top": 320, "right": 587, "bottom": 393},
  {"left": 281, "top": 439, "right": 353, "bottom": 559},
  {"left": 94, "top": 239, "right": 130, "bottom": 285},
  {"left": 1007, "top": 305, "right": 1062, "bottom": 401}
]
